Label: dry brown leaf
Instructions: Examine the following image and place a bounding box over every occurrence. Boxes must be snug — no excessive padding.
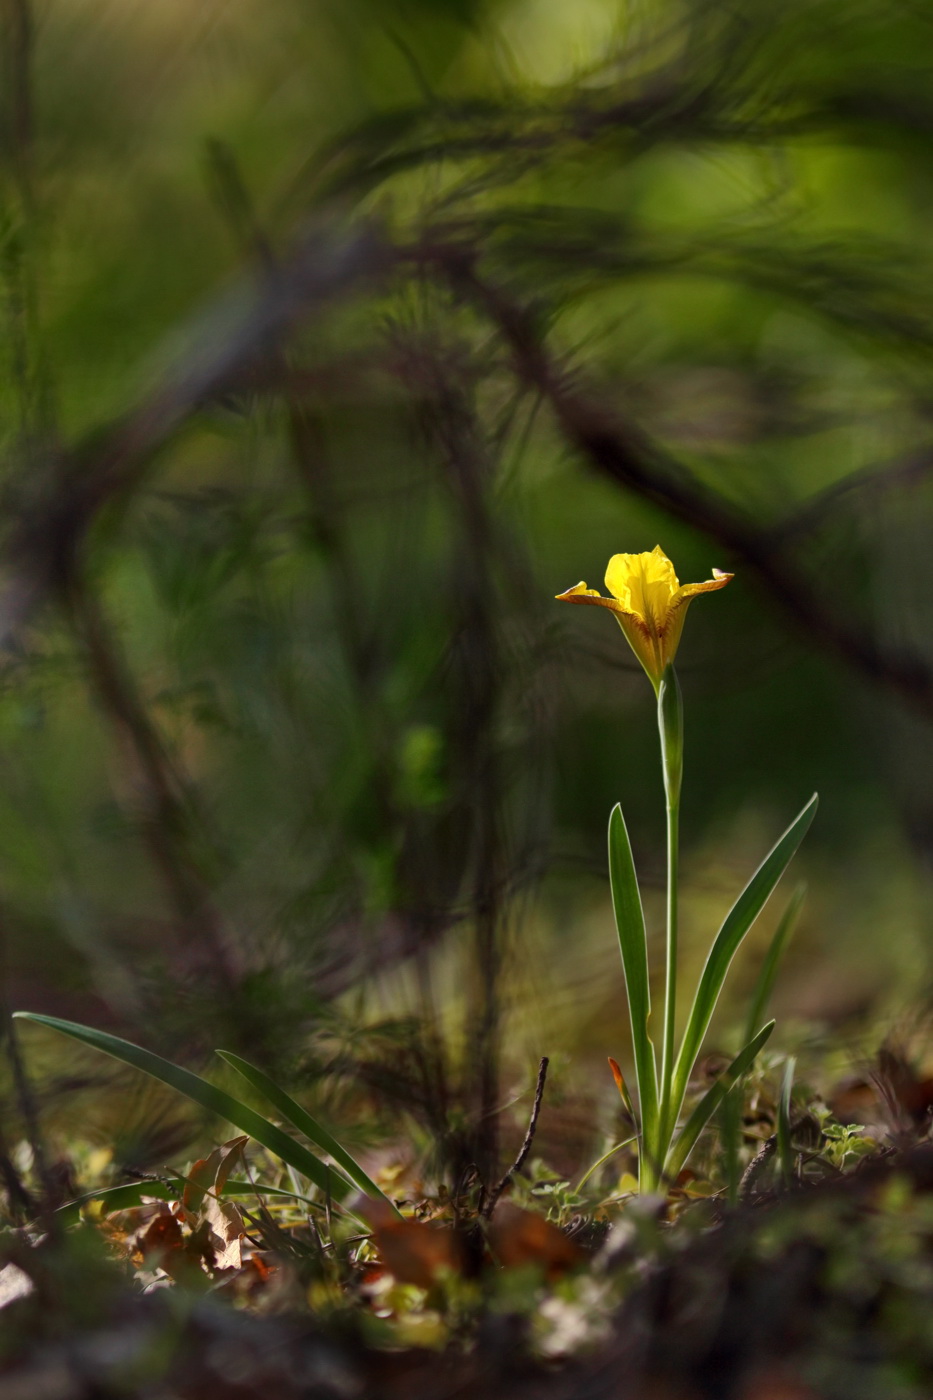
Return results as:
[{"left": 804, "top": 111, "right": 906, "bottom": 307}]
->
[
  {"left": 138, "top": 1210, "right": 186, "bottom": 1273},
  {"left": 369, "top": 1218, "right": 464, "bottom": 1289},
  {"left": 213, "top": 1251, "right": 279, "bottom": 1301},
  {"left": 828, "top": 1076, "right": 878, "bottom": 1123},
  {"left": 487, "top": 1202, "right": 585, "bottom": 1279},
  {"left": 245, "top": 1252, "right": 276, "bottom": 1283},
  {"left": 183, "top": 1135, "right": 249, "bottom": 1213},
  {"left": 201, "top": 1194, "right": 246, "bottom": 1272},
  {"left": 831, "top": 1048, "right": 933, "bottom": 1129},
  {"left": 876, "top": 1047, "right": 933, "bottom": 1125},
  {"left": 357, "top": 1196, "right": 398, "bottom": 1227}
]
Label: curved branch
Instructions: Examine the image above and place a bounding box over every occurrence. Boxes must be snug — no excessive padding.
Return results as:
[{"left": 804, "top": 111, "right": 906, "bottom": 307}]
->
[{"left": 444, "top": 255, "right": 933, "bottom": 721}]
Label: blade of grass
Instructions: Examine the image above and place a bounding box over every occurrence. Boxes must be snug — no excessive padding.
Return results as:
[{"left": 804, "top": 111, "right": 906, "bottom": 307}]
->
[
  {"left": 664, "top": 1020, "right": 775, "bottom": 1182},
  {"left": 55, "top": 1178, "right": 325, "bottom": 1228},
  {"left": 668, "top": 794, "right": 817, "bottom": 1137},
  {"left": 721, "top": 884, "right": 805, "bottom": 1204},
  {"left": 215, "top": 1049, "right": 396, "bottom": 1212},
  {"left": 743, "top": 885, "right": 806, "bottom": 1046},
  {"left": 13, "top": 1013, "right": 346, "bottom": 1200},
  {"left": 608, "top": 804, "right": 658, "bottom": 1150},
  {"left": 719, "top": 1080, "right": 744, "bottom": 1206},
  {"left": 576, "top": 1134, "right": 638, "bottom": 1193},
  {"left": 777, "top": 1056, "right": 797, "bottom": 1186}
]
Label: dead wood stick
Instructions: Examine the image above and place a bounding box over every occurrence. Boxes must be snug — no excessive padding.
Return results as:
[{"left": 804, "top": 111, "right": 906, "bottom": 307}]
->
[
  {"left": 483, "top": 1056, "right": 549, "bottom": 1218},
  {"left": 740, "top": 1134, "right": 777, "bottom": 1200}
]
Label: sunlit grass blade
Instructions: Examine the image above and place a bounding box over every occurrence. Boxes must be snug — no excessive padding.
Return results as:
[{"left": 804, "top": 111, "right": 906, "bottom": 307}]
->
[
  {"left": 669, "top": 794, "right": 817, "bottom": 1128},
  {"left": 54, "top": 1177, "right": 325, "bottom": 1229},
  {"left": 215, "top": 1049, "right": 396, "bottom": 1212},
  {"left": 743, "top": 884, "right": 806, "bottom": 1046},
  {"left": 664, "top": 1020, "right": 775, "bottom": 1182},
  {"left": 720, "top": 884, "right": 805, "bottom": 1203},
  {"left": 608, "top": 804, "right": 658, "bottom": 1144},
  {"left": 777, "top": 1056, "right": 797, "bottom": 1186},
  {"left": 719, "top": 1080, "right": 744, "bottom": 1206},
  {"left": 576, "top": 1134, "right": 638, "bottom": 1193},
  {"left": 13, "top": 1013, "right": 345, "bottom": 1200}
]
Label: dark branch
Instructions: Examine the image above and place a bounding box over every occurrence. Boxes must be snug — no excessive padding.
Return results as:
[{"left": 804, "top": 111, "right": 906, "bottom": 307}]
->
[
  {"left": 440, "top": 254, "right": 933, "bottom": 722},
  {"left": 0, "top": 218, "right": 395, "bottom": 640},
  {"left": 483, "top": 1056, "right": 549, "bottom": 1218}
]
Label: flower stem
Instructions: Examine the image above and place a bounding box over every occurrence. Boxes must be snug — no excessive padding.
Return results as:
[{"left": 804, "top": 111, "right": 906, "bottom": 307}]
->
[
  {"left": 662, "top": 799, "right": 679, "bottom": 1106},
  {"left": 657, "top": 667, "right": 683, "bottom": 1160}
]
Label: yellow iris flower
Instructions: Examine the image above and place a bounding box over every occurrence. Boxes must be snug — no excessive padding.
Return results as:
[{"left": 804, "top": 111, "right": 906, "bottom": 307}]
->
[{"left": 556, "top": 545, "right": 732, "bottom": 688}]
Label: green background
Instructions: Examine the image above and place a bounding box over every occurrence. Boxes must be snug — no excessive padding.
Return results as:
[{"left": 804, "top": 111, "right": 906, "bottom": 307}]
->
[{"left": 3, "top": 0, "right": 933, "bottom": 1175}]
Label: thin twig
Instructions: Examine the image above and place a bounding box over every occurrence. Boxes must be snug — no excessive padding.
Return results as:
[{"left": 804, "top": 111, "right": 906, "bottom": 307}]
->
[
  {"left": 740, "top": 1134, "right": 777, "bottom": 1200},
  {"left": 483, "top": 1056, "right": 549, "bottom": 1217},
  {"left": 310, "top": 70, "right": 933, "bottom": 207}
]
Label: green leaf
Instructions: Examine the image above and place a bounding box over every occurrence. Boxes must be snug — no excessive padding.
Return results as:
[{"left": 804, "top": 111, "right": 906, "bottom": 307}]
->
[
  {"left": 716, "top": 886, "right": 806, "bottom": 1205},
  {"left": 576, "top": 1134, "right": 638, "bottom": 1194},
  {"left": 54, "top": 1178, "right": 325, "bottom": 1229},
  {"left": 13, "top": 1013, "right": 345, "bottom": 1200},
  {"left": 664, "top": 1020, "right": 775, "bottom": 1181},
  {"left": 608, "top": 804, "right": 658, "bottom": 1143},
  {"left": 670, "top": 794, "right": 817, "bottom": 1124},
  {"left": 743, "top": 884, "right": 806, "bottom": 1046},
  {"left": 215, "top": 1050, "right": 397, "bottom": 1212}
]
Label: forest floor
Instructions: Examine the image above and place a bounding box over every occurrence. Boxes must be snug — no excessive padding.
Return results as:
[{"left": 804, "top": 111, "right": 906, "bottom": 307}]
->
[{"left": 3, "top": 1047, "right": 933, "bottom": 1400}]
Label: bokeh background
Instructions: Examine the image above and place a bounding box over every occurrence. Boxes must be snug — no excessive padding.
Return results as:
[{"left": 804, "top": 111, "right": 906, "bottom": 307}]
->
[{"left": 3, "top": 0, "right": 933, "bottom": 1184}]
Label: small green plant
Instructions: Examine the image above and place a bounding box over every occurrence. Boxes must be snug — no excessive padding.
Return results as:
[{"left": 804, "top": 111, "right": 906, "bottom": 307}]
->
[
  {"left": 13, "top": 1012, "right": 398, "bottom": 1222},
  {"left": 558, "top": 547, "right": 816, "bottom": 1192},
  {"left": 815, "top": 1112, "right": 877, "bottom": 1172}
]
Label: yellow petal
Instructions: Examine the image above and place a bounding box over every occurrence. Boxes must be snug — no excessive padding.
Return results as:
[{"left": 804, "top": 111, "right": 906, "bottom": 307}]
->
[
  {"left": 671, "top": 570, "right": 734, "bottom": 607},
  {"left": 605, "top": 548, "right": 679, "bottom": 627},
  {"left": 556, "top": 551, "right": 733, "bottom": 688},
  {"left": 555, "top": 581, "right": 627, "bottom": 615}
]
